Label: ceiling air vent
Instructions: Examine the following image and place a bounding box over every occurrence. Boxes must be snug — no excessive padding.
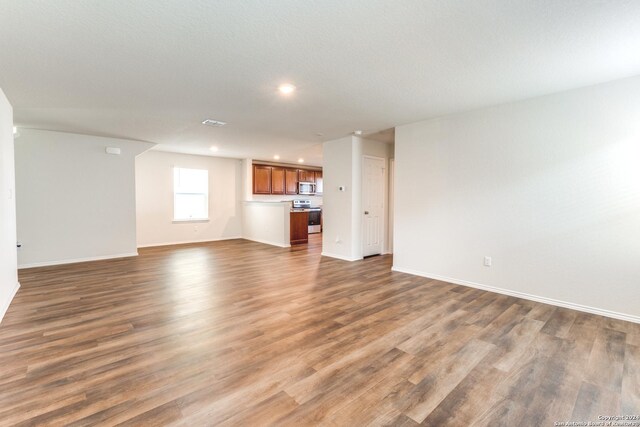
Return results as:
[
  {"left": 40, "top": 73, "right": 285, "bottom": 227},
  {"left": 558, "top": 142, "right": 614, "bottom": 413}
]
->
[{"left": 202, "top": 119, "right": 227, "bottom": 127}]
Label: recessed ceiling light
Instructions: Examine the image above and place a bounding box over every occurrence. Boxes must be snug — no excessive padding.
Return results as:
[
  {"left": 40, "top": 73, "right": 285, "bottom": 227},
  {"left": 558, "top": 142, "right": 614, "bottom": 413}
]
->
[
  {"left": 273, "top": 155, "right": 280, "bottom": 160},
  {"left": 354, "top": 130, "right": 363, "bottom": 135},
  {"left": 298, "top": 158, "right": 304, "bottom": 163},
  {"left": 202, "top": 119, "right": 226, "bottom": 127},
  {"left": 210, "top": 146, "right": 219, "bottom": 152},
  {"left": 278, "top": 83, "right": 296, "bottom": 95}
]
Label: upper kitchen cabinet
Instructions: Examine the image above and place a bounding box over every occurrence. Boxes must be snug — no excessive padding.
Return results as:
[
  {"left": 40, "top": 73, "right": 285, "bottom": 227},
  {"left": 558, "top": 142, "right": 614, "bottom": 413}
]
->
[
  {"left": 298, "top": 169, "right": 315, "bottom": 183},
  {"left": 253, "top": 165, "right": 272, "bottom": 194},
  {"left": 252, "top": 163, "right": 322, "bottom": 195},
  {"left": 285, "top": 169, "right": 298, "bottom": 195},
  {"left": 314, "top": 171, "right": 323, "bottom": 194},
  {"left": 271, "top": 167, "right": 285, "bottom": 194}
]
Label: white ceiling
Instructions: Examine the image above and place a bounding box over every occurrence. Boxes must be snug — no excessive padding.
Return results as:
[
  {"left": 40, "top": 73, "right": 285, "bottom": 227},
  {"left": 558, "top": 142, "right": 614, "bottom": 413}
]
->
[{"left": 2, "top": 1, "right": 640, "bottom": 166}]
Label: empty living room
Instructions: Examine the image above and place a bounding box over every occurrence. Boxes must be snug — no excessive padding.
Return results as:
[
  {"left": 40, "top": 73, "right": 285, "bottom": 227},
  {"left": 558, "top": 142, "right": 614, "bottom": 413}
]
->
[{"left": 1, "top": 1, "right": 639, "bottom": 425}]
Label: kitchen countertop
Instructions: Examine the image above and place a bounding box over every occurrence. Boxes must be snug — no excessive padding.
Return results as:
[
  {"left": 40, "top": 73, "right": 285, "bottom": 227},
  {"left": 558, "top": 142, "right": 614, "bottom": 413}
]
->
[{"left": 290, "top": 207, "right": 322, "bottom": 212}]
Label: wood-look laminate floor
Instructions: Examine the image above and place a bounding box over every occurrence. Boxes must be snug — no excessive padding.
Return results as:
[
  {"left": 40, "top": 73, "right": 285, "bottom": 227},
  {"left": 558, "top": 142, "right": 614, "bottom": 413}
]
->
[{"left": 2, "top": 235, "right": 639, "bottom": 426}]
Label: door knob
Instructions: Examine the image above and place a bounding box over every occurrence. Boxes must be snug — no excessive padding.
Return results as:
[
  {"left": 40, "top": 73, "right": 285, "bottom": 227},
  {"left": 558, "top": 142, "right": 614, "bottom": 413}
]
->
[{"left": 364, "top": 211, "right": 369, "bottom": 215}]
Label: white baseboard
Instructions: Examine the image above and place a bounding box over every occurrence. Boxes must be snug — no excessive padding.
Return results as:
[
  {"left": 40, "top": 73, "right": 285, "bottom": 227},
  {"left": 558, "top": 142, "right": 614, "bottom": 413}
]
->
[
  {"left": 0, "top": 281, "right": 20, "bottom": 324},
  {"left": 137, "top": 236, "right": 243, "bottom": 248},
  {"left": 18, "top": 252, "right": 139, "bottom": 269},
  {"left": 242, "top": 237, "right": 291, "bottom": 248},
  {"left": 321, "top": 252, "right": 363, "bottom": 262},
  {"left": 391, "top": 266, "right": 640, "bottom": 325}
]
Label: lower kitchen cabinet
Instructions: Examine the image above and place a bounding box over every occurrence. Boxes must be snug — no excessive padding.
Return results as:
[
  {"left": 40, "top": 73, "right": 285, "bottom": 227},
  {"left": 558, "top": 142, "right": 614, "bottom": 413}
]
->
[{"left": 290, "top": 211, "right": 309, "bottom": 245}]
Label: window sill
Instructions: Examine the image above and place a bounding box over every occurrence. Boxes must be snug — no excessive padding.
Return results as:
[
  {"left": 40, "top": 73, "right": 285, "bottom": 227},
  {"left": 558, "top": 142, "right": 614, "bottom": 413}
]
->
[{"left": 172, "top": 219, "right": 210, "bottom": 224}]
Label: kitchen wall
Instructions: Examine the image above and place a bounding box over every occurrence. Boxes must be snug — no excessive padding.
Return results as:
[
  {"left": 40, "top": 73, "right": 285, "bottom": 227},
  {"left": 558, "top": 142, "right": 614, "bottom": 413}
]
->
[
  {"left": 15, "top": 129, "right": 153, "bottom": 267},
  {"left": 242, "top": 201, "right": 290, "bottom": 247},
  {"left": 394, "top": 75, "right": 640, "bottom": 321},
  {"left": 0, "top": 89, "right": 18, "bottom": 323},
  {"left": 135, "top": 150, "right": 243, "bottom": 247}
]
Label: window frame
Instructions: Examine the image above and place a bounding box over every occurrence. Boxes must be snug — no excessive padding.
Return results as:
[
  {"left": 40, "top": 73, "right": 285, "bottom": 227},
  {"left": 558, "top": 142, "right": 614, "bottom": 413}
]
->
[{"left": 172, "top": 167, "right": 209, "bottom": 222}]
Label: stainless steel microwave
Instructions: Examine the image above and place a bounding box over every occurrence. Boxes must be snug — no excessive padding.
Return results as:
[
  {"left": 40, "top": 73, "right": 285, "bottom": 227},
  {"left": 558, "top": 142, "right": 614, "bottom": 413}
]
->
[{"left": 298, "top": 182, "right": 316, "bottom": 195}]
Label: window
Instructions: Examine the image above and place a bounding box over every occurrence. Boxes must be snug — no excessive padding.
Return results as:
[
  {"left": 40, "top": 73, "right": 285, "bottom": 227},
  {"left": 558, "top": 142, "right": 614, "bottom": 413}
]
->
[{"left": 173, "top": 167, "right": 208, "bottom": 221}]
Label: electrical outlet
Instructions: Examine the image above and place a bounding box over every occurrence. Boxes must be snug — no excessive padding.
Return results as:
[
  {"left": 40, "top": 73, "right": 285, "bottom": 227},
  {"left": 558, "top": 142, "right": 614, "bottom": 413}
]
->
[{"left": 484, "top": 256, "right": 492, "bottom": 267}]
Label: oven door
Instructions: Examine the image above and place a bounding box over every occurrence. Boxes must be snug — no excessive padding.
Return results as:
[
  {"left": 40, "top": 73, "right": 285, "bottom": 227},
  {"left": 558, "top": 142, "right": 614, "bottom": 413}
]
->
[{"left": 308, "top": 209, "right": 322, "bottom": 233}]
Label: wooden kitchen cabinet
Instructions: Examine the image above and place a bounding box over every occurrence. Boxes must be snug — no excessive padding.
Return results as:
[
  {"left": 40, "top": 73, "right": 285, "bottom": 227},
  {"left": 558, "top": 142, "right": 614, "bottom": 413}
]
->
[
  {"left": 271, "top": 167, "right": 285, "bottom": 194},
  {"left": 285, "top": 168, "right": 298, "bottom": 195},
  {"left": 298, "top": 169, "right": 315, "bottom": 183},
  {"left": 253, "top": 165, "right": 272, "bottom": 194},
  {"left": 290, "top": 211, "right": 309, "bottom": 245},
  {"left": 253, "top": 163, "right": 322, "bottom": 195},
  {"left": 314, "top": 171, "right": 323, "bottom": 194}
]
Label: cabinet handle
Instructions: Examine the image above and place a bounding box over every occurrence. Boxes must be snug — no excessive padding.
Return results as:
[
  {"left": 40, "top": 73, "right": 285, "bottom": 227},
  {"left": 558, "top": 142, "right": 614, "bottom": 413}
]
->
[{"left": 364, "top": 211, "right": 369, "bottom": 215}]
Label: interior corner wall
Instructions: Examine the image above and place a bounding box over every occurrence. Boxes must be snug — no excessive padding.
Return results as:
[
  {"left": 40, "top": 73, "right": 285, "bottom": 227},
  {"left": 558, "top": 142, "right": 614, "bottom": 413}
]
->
[
  {"left": 14, "top": 129, "right": 154, "bottom": 268},
  {"left": 0, "top": 89, "right": 19, "bottom": 323},
  {"left": 323, "top": 136, "right": 394, "bottom": 261},
  {"left": 394, "top": 75, "right": 640, "bottom": 321},
  {"left": 135, "top": 150, "right": 243, "bottom": 247},
  {"left": 322, "top": 136, "right": 362, "bottom": 261},
  {"left": 241, "top": 158, "right": 253, "bottom": 201}
]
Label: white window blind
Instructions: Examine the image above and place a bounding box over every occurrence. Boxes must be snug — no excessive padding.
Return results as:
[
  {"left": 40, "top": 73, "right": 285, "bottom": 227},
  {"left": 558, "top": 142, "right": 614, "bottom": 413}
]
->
[{"left": 173, "top": 167, "right": 208, "bottom": 221}]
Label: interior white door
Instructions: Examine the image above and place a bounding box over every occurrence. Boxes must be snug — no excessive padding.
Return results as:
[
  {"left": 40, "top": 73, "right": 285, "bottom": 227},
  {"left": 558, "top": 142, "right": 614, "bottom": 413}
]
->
[{"left": 362, "top": 156, "right": 385, "bottom": 257}]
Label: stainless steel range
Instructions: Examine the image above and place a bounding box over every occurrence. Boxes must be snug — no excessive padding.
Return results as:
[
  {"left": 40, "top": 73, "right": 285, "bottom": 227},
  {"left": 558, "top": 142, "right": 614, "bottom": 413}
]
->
[{"left": 292, "top": 199, "right": 322, "bottom": 234}]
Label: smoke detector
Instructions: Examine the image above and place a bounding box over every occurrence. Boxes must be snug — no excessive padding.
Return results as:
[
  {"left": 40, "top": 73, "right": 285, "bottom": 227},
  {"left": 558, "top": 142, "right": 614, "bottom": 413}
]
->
[{"left": 202, "top": 119, "right": 227, "bottom": 127}]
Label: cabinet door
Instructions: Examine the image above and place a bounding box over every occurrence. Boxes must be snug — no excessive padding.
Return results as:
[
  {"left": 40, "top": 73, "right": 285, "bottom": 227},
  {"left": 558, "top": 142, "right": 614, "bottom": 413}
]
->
[
  {"left": 290, "top": 211, "right": 309, "bottom": 245},
  {"left": 253, "top": 165, "right": 272, "bottom": 194},
  {"left": 314, "top": 171, "right": 323, "bottom": 194},
  {"left": 271, "top": 167, "right": 285, "bottom": 194},
  {"left": 285, "top": 169, "right": 298, "bottom": 194},
  {"left": 298, "top": 169, "right": 315, "bottom": 183}
]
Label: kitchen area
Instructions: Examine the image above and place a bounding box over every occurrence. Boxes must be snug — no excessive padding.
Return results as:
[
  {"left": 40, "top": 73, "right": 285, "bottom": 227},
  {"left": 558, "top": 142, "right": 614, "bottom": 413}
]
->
[{"left": 242, "top": 161, "right": 323, "bottom": 248}]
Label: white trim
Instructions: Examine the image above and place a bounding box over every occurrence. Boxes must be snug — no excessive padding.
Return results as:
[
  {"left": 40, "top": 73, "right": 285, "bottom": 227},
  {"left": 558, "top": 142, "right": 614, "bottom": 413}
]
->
[
  {"left": 171, "top": 219, "right": 210, "bottom": 223},
  {"left": 138, "top": 236, "right": 243, "bottom": 248},
  {"left": 321, "top": 252, "right": 363, "bottom": 262},
  {"left": 18, "top": 252, "right": 139, "bottom": 269},
  {"left": 0, "top": 282, "right": 20, "bottom": 324},
  {"left": 391, "top": 266, "right": 640, "bottom": 325},
  {"left": 362, "top": 155, "right": 386, "bottom": 257},
  {"left": 388, "top": 158, "right": 394, "bottom": 255},
  {"left": 242, "top": 237, "right": 291, "bottom": 248}
]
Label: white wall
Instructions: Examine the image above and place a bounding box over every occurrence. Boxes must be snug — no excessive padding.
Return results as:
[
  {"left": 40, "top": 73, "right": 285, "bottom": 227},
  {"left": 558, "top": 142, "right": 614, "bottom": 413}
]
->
[
  {"left": 322, "top": 136, "right": 394, "bottom": 261},
  {"left": 394, "top": 75, "right": 640, "bottom": 321},
  {"left": 242, "top": 201, "right": 291, "bottom": 247},
  {"left": 15, "top": 129, "right": 153, "bottom": 267},
  {"left": 135, "top": 151, "right": 243, "bottom": 247},
  {"left": 322, "top": 136, "right": 362, "bottom": 261},
  {"left": 0, "top": 89, "right": 19, "bottom": 322}
]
